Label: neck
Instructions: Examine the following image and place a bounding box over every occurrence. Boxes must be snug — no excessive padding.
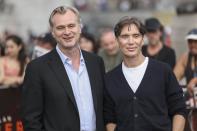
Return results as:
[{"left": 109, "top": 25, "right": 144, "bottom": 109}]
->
[
  {"left": 123, "top": 53, "right": 145, "bottom": 68},
  {"left": 58, "top": 45, "right": 81, "bottom": 71},
  {"left": 149, "top": 41, "right": 163, "bottom": 48},
  {"left": 58, "top": 45, "right": 80, "bottom": 60},
  {"left": 147, "top": 41, "right": 163, "bottom": 56},
  {"left": 7, "top": 55, "right": 18, "bottom": 60}
]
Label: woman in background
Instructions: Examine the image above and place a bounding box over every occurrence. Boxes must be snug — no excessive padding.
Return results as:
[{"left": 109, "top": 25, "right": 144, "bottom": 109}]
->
[
  {"left": 79, "top": 32, "right": 98, "bottom": 53},
  {"left": 0, "top": 35, "right": 29, "bottom": 88}
]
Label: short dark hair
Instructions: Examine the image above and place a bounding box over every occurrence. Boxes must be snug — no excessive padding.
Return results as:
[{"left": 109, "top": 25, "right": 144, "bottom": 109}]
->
[
  {"left": 145, "top": 17, "right": 162, "bottom": 32},
  {"left": 114, "top": 17, "right": 146, "bottom": 37}
]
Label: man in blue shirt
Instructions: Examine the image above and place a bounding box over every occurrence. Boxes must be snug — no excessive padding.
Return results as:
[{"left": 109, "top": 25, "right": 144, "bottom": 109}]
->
[{"left": 22, "top": 6, "right": 105, "bottom": 131}]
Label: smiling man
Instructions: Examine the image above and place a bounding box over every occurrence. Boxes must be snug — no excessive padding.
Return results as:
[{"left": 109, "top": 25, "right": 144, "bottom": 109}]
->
[
  {"left": 104, "top": 17, "right": 186, "bottom": 131},
  {"left": 22, "top": 6, "right": 105, "bottom": 131},
  {"left": 142, "top": 17, "right": 176, "bottom": 69}
]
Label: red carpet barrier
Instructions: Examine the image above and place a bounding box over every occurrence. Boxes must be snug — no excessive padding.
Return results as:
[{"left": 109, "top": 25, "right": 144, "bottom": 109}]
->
[{"left": 0, "top": 87, "right": 23, "bottom": 131}]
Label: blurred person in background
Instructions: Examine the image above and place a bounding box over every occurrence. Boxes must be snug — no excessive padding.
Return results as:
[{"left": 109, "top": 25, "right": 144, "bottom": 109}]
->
[
  {"left": 98, "top": 28, "right": 122, "bottom": 72},
  {"left": 0, "top": 35, "right": 29, "bottom": 88},
  {"left": 118, "top": 0, "right": 131, "bottom": 11},
  {"left": 79, "top": 31, "right": 98, "bottom": 53},
  {"left": 0, "top": 33, "right": 5, "bottom": 56},
  {"left": 174, "top": 28, "right": 197, "bottom": 131},
  {"left": 0, "top": 30, "right": 12, "bottom": 56},
  {"left": 174, "top": 28, "right": 197, "bottom": 95},
  {"left": 142, "top": 17, "right": 176, "bottom": 69},
  {"left": 163, "top": 26, "right": 172, "bottom": 47},
  {"left": 31, "top": 32, "right": 56, "bottom": 59},
  {"left": 0, "top": 44, "right": 4, "bottom": 56}
]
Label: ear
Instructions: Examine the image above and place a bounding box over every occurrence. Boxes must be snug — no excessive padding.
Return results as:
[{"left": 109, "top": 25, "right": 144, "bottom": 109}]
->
[
  {"left": 51, "top": 32, "right": 55, "bottom": 37},
  {"left": 49, "top": 27, "right": 54, "bottom": 37},
  {"left": 79, "top": 23, "right": 83, "bottom": 34},
  {"left": 141, "top": 36, "right": 145, "bottom": 46},
  {"left": 18, "top": 44, "right": 22, "bottom": 51},
  {"left": 51, "top": 30, "right": 55, "bottom": 38},
  {"left": 115, "top": 38, "right": 120, "bottom": 48}
]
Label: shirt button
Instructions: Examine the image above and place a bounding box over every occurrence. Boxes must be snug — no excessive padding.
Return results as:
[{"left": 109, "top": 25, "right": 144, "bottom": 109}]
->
[
  {"left": 133, "top": 96, "right": 137, "bottom": 100},
  {"left": 134, "top": 114, "right": 138, "bottom": 118}
]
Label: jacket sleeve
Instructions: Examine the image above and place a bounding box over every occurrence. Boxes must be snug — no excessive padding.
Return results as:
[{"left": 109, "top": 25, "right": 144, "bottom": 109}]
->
[
  {"left": 21, "top": 62, "right": 44, "bottom": 131},
  {"left": 103, "top": 76, "right": 117, "bottom": 125}
]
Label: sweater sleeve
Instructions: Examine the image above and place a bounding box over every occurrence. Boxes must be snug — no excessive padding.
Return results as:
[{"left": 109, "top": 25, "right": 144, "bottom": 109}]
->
[{"left": 165, "top": 65, "right": 186, "bottom": 118}]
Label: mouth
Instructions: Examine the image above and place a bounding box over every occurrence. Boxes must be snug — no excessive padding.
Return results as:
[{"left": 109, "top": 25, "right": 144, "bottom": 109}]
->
[
  {"left": 126, "top": 47, "right": 136, "bottom": 52},
  {"left": 63, "top": 36, "right": 74, "bottom": 42}
]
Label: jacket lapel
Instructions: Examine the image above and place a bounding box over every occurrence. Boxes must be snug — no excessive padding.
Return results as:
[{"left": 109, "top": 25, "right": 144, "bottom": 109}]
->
[
  {"left": 47, "top": 49, "right": 78, "bottom": 113},
  {"left": 82, "top": 51, "right": 98, "bottom": 113}
]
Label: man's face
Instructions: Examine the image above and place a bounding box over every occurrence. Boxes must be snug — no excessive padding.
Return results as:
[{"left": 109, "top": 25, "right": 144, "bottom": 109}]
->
[
  {"left": 51, "top": 10, "right": 81, "bottom": 50},
  {"left": 146, "top": 29, "right": 161, "bottom": 45},
  {"left": 100, "top": 32, "right": 119, "bottom": 55},
  {"left": 188, "top": 39, "right": 197, "bottom": 55},
  {"left": 117, "top": 24, "right": 144, "bottom": 58}
]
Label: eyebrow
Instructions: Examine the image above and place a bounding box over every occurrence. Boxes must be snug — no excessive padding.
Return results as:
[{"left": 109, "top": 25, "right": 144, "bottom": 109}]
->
[{"left": 120, "top": 33, "right": 141, "bottom": 35}]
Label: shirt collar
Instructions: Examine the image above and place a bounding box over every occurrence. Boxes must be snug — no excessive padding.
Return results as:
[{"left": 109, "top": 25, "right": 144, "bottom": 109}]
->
[{"left": 56, "top": 45, "right": 85, "bottom": 65}]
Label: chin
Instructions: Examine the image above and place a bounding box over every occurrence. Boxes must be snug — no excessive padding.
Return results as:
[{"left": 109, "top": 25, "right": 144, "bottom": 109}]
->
[{"left": 124, "top": 54, "right": 136, "bottom": 58}]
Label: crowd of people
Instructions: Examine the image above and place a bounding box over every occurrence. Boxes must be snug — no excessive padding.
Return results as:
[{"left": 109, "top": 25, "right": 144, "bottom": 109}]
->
[{"left": 0, "top": 5, "right": 197, "bottom": 131}]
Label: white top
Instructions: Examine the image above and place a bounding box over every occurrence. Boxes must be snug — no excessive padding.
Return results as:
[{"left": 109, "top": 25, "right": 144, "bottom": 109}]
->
[{"left": 122, "top": 57, "right": 149, "bottom": 93}]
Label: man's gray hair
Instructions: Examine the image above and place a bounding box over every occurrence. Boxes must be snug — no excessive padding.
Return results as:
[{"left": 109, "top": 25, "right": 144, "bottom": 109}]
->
[{"left": 49, "top": 5, "right": 81, "bottom": 27}]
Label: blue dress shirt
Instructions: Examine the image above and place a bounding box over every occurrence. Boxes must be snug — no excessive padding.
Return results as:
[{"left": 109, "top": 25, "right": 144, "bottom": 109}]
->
[{"left": 56, "top": 46, "right": 96, "bottom": 131}]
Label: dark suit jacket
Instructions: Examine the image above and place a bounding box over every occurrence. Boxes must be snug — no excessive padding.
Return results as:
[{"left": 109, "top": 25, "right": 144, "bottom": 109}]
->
[{"left": 22, "top": 49, "right": 105, "bottom": 131}]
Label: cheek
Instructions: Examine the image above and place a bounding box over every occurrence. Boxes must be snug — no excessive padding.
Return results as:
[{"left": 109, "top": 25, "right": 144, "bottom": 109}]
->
[
  {"left": 119, "top": 43, "right": 127, "bottom": 51},
  {"left": 118, "top": 39, "right": 127, "bottom": 46},
  {"left": 138, "top": 39, "right": 144, "bottom": 47},
  {"left": 192, "top": 45, "right": 197, "bottom": 53},
  {"left": 5, "top": 48, "right": 13, "bottom": 55},
  {"left": 188, "top": 44, "right": 194, "bottom": 50},
  {"left": 87, "top": 42, "right": 93, "bottom": 49},
  {"left": 53, "top": 30, "right": 63, "bottom": 37},
  {"left": 193, "top": 44, "right": 197, "bottom": 48}
]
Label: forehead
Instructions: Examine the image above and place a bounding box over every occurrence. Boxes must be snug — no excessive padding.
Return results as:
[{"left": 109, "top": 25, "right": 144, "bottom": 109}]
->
[
  {"left": 146, "top": 29, "right": 160, "bottom": 34},
  {"left": 101, "top": 32, "right": 115, "bottom": 40},
  {"left": 188, "top": 39, "right": 197, "bottom": 42},
  {"left": 52, "top": 10, "right": 79, "bottom": 26},
  {"left": 120, "top": 24, "right": 140, "bottom": 34},
  {"left": 6, "top": 39, "right": 16, "bottom": 45}
]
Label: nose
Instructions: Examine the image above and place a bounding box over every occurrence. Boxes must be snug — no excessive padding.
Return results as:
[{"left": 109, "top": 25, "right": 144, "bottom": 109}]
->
[
  {"left": 127, "top": 36, "right": 135, "bottom": 44},
  {"left": 63, "top": 28, "right": 71, "bottom": 35}
]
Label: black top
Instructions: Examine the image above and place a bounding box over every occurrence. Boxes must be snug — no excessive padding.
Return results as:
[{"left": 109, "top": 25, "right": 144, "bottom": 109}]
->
[
  {"left": 104, "top": 59, "right": 186, "bottom": 131},
  {"left": 185, "top": 53, "right": 197, "bottom": 84},
  {"left": 142, "top": 45, "right": 176, "bottom": 69}
]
